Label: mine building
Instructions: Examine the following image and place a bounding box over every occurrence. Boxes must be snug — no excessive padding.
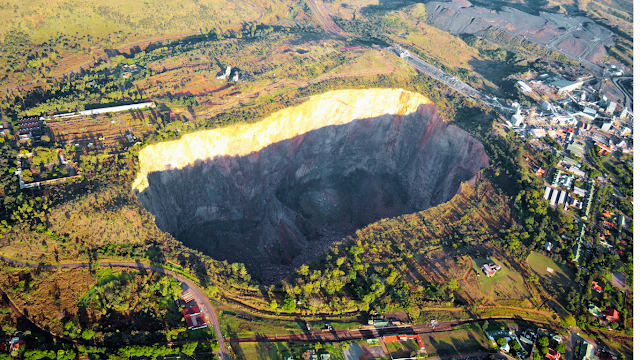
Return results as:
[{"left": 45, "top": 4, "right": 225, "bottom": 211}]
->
[{"left": 16, "top": 117, "right": 43, "bottom": 141}]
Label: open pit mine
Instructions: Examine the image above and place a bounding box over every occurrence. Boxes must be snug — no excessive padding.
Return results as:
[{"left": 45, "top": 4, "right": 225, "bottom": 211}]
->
[{"left": 133, "top": 89, "right": 490, "bottom": 282}]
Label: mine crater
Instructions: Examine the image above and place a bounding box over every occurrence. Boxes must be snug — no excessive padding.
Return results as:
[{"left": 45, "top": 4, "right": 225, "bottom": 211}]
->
[{"left": 134, "top": 89, "right": 489, "bottom": 282}]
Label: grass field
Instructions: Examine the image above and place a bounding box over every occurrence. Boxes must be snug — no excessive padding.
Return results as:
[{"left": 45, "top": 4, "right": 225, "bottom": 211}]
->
[
  {"left": 527, "top": 252, "right": 576, "bottom": 286},
  {"left": 422, "top": 327, "right": 487, "bottom": 357},
  {"left": 229, "top": 342, "right": 346, "bottom": 360},
  {"left": 219, "top": 310, "right": 306, "bottom": 337},
  {"left": 386, "top": 339, "right": 422, "bottom": 358},
  {"left": 527, "top": 252, "right": 577, "bottom": 314},
  {"left": 0, "top": 0, "right": 261, "bottom": 43},
  {"left": 470, "top": 254, "right": 533, "bottom": 304}
]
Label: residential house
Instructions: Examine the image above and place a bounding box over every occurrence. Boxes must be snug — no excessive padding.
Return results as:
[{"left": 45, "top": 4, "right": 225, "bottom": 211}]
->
[
  {"left": 547, "top": 349, "right": 561, "bottom": 360},
  {"left": 591, "top": 281, "right": 602, "bottom": 293},
  {"left": 482, "top": 263, "right": 501, "bottom": 277},
  {"left": 182, "top": 305, "right": 208, "bottom": 330},
  {"left": 605, "top": 308, "right": 619, "bottom": 323}
]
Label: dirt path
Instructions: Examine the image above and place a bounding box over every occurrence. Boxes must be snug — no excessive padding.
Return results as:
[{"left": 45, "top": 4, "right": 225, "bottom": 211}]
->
[{"left": 0, "top": 0, "right": 264, "bottom": 94}]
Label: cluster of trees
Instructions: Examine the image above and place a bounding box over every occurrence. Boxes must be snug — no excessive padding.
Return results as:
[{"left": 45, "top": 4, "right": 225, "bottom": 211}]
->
[{"left": 10, "top": 342, "right": 206, "bottom": 360}]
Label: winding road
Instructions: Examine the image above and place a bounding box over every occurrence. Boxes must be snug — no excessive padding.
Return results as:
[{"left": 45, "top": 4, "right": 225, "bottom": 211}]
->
[{"left": 0, "top": 0, "right": 264, "bottom": 94}]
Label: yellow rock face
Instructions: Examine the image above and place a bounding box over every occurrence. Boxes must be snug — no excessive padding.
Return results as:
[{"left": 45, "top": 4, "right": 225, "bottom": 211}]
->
[{"left": 132, "top": 88, "right": 432, "bottom": 193}]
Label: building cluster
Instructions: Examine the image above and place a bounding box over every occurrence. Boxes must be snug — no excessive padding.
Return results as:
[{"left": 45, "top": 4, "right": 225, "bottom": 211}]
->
[
  {"left": 504, "top": 70, "right": 633, "bottom": 157},
  {"left": 544, "top": 177, "right": 594, "bottom": 217},
  {"left": 120, "top": 64, "right": 140, "bottom": 78},
  {"left": 486, "top": 329, "right": 528, "bottom": 359},
  {"left": 179, "top": 291, "right": 207, "bottom": 330},
  {"left": 0, "top": 337, "right": 26, "bottom": 357},
  {"left": 15, "top": 116, "right": 45, "bottom": 142}
]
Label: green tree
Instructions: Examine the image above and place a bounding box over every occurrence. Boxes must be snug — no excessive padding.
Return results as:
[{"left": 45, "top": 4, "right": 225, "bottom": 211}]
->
[
  {"left": 510, "top": 340, "right": 521, "bottom": 351},
  {"left": 448, "top": 279, "right": 459, "bottom": 291},
  {"left": 81, "top": 328, "right": 95, "bottom": 340},
  {"left": 562, "top": 315, "right": 576, "bottom": 327},
  {"left": 497, "top": 338, "right": 506, "bottom": 346},
  {"left": 537, "top": 336, "right": 549, "bottom": 348},
  {"left": 270, "top": 300, "right": 278, "bottom": 311},
  {"left": 282, "top": 295, "right": 296, "bottom": 313},
  {"left": 533, "top": 353, "right": 542, "bottom": 360},
  {"left": 181, "top": 342, "right": 198, "bottom": 356},
  {"left": 557, "top": 343, "right": 566, "bottom": 353}
]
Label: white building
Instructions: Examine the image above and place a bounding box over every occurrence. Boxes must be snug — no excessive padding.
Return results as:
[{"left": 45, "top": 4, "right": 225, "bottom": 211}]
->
[
  {"left": 544, "top": 186, "right": 552, "bottom": 200},
  {"left": 550, "top": 188, "right": 559, "bottom": 206},
  {"left": 511, "top": 113, "right": 524, "bottom": 127},
  {"left": 517, "top": 81, "right": 532, "bottom": 92},
  {"left": 558, "top": 190, "right": 567, "bottom": 205},
  {"left": 530, "top": 128, "right": 546, "bottom": 138},
  {"left": 77, "top": 102, "right": 155, "bottom": 116}
]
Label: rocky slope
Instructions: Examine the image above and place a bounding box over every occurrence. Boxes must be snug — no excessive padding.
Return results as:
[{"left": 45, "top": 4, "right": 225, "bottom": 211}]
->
[{"left": 134, "top": 89, "right": 489, "bottom": 282}]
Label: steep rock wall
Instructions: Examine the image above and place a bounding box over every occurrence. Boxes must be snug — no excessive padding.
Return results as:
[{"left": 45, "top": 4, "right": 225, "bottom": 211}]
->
[{"left": 134, "top": 89, "right": 489, "bottom": 282}]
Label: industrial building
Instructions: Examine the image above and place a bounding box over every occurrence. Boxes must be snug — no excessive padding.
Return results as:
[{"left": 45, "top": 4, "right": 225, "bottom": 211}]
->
[
  {"left": 517, "top": 80, "right": 532, "bottom": 92},
  {"left": 550, "top": 79, "right": 583, "bottom": 94},
  {"left": 52, "top": 102, "right": 155, "bottom": 118},
  {"left": 16, "top": 117, "right": 43, "bottom": 141}
]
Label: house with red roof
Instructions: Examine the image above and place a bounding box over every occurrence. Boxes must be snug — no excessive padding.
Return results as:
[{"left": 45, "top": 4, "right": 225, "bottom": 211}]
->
[
  {"left": 591, "top": 281, "right": 602, "bottom": 293},
  {"left": 182, "top": 305, "right": 208, "bottom": 330},
  {"left": 595, "top": 142, "right": 612, "bottom": 156},
  {"left": 382, "top": 334, "right": 425, "bottom": 349},
  {"left": 546, "top": 349, "right": 561, "bottom": 360},
  {"left": 605, "top": 308, "right": 619, "bottom": 323}
]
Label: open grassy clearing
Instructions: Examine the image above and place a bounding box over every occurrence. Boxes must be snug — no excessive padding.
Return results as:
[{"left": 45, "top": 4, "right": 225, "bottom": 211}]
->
[
  {"left": 527, "top": 252, "right": 576, "bottom": 286},
  {"left": 386, "top": 339, "right": 422, "bottom": 358},
  {"left": 469, "top": 252, "right": 534, "bottom": 306},
  {"left": 229, "top": 342, "right": 345, "bottom": 360},
  {"left": 219, "top": 310, "right": 306, "bottom": 337},
  {"left": 422, "top": 326, "right": 487, "bottom": 357}
]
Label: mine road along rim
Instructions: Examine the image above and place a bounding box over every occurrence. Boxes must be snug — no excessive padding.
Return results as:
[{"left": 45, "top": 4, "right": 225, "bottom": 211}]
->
[
  {"left": 1, "top": 256, "right": 632, "bottom": 347},
  {"left": 0, "top": 255, "right": 229, "bottom": 360},
  {"left": 0, "top": 0, "right": 263, "bottom": 94}
]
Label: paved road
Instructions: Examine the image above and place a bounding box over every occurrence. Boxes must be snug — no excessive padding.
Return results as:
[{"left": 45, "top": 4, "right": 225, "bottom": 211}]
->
[
  {"left": 0, "top": 256, "right": 229, "bottom": 360},
  {"left": 611, "top": 76, "right": 633, "bottom": 111},
  {"left": 0, "top": 0, "right": 263, "bottom": 94}
]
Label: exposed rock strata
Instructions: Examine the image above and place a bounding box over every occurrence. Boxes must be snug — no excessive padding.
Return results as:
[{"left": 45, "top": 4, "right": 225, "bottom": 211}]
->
[{"left": 134, "top": 89, "right": 489, "bottom": 282}]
